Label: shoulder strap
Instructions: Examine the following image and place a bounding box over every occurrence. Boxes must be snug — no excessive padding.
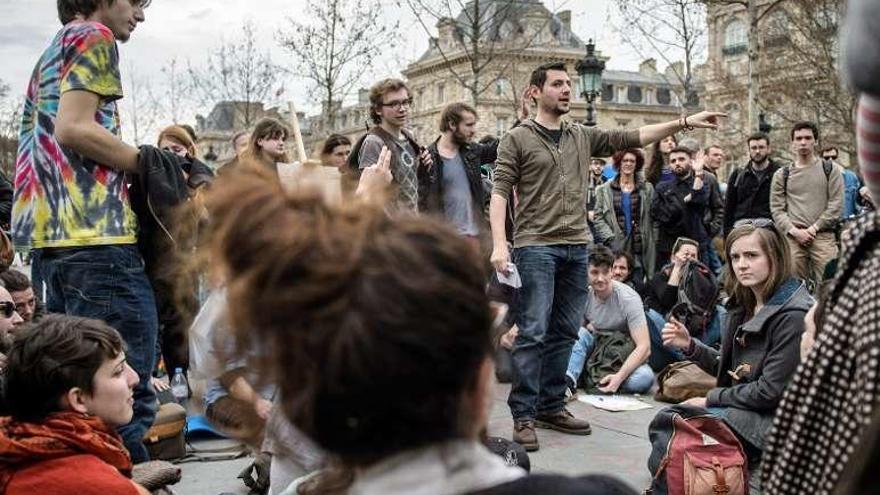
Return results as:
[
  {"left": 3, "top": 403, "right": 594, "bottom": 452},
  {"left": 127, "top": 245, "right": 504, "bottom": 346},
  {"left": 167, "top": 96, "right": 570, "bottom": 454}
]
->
[
  {"left": 823, "top": 159, "right": 833, "bottom": 180},
  {"left": 731, "top": 167, "right": 744, "bottom": 190},
  {"left": 782, "top": 165, "right": 791, "bottom": 196}
]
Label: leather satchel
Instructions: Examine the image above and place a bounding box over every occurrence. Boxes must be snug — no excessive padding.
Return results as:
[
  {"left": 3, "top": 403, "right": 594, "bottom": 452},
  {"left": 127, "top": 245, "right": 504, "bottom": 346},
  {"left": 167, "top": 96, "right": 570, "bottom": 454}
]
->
[{"left": 655, "top": 361, "right": 716, "bottom": 403}]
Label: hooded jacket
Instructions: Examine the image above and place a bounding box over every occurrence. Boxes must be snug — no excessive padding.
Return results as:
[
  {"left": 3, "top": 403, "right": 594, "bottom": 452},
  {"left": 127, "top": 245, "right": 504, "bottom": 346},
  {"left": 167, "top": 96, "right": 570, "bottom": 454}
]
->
[
  {"left": 592, "top": 177, "right": 656, "bottom": 277},
  {"left": 684, "top": 278, "right": 813, "bottom": 449},
  {"left": 492, "top": 119, "right": 640, "bottom": 247},
  {"left": 0, "top": 413, "right": 138, "bottom": 495}
]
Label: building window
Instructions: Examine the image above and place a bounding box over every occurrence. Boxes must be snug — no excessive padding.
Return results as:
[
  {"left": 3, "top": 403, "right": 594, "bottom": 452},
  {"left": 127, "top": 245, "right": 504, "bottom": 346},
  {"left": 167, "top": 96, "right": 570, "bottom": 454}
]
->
[
  {"left": 616, "top": 119, "right": 631, "bottom": 128},
  {"left": 627, "top": 86, "right": 643, "bottom": 104},
  {"left": 723, "top": 19, "right": 748, "bottom": 55},
  {"left": 656, "top": 87, "right": 671, "bottom": 105},
  {"left": 602, "top": 84, "right": 614, "bottom": 102},
  {"left": 495, "top": 78, "right": 509, "bottom": 97},
  {"left": 437, "top": 83, "right": 445, "bottom": 104},
  {"left": 417, "top": 89, "right": 425, "bottom": 110},
  {"left": 496, "top": 117, "right": 509, "bottom": 137}
]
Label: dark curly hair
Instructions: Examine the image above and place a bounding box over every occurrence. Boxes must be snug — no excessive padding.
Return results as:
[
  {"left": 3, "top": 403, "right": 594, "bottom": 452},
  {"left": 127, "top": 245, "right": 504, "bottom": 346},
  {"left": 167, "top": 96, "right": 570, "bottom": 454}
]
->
[{"left": 611, "top": 148, "right": 645, "bottom": 175}]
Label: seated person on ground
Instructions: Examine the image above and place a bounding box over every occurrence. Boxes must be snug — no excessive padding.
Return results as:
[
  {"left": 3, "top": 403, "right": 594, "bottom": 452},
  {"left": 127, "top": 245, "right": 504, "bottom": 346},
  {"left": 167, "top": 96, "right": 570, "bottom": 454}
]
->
[
  {"left": 0, "top": 270, "right": 41, "bottom": 323},
  {"left": 0, "top": 283, "right": 25, "bottom": 415},
  {"left": 645, "top": 237, "right": 725, "bottom": 371},
  {"left": 0, "top": 315, "right": 150, "bottom": 495},
  {"left": 198, "top": 170, "right": 636, "bottom": 495},
  {"left": 659, "top": 218, "right": 811, "bottom": 466},
  {"left": 611, "top": 250, "right": 647, "bottom": 299},
  {"left": 565, "top": 246, "right": 653, "bottom": 395}
]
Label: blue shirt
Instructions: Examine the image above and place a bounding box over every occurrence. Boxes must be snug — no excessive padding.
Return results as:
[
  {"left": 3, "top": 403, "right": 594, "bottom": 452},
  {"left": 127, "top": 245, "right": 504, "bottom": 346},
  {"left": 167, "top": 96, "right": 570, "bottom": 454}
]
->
[
  {"left": 842, "top": 168, "right": 862, "bottom": 218},
  {"left": 622, "top": 191, "right": 633, "bottom": 236}
]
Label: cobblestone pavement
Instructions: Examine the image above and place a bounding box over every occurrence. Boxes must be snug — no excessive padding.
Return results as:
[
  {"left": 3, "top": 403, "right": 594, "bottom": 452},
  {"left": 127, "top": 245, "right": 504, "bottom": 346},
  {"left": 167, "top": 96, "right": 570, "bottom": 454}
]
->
[{"left": 178, "top": 384, "right": 659, "bottom": 494}]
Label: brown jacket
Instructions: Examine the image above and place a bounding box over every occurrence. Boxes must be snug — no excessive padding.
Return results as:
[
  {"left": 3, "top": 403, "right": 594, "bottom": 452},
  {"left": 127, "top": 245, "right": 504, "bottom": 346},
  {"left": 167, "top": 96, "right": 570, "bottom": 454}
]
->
[{"left": 492, "top": 119, "right": 640, "bottom": 247}]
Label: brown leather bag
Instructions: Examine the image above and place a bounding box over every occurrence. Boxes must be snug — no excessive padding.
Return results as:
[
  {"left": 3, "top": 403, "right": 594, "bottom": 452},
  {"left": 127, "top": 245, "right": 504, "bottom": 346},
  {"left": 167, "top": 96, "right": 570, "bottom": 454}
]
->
[{"left": 654, "top": 361, "right": 717, "bottom": 403}]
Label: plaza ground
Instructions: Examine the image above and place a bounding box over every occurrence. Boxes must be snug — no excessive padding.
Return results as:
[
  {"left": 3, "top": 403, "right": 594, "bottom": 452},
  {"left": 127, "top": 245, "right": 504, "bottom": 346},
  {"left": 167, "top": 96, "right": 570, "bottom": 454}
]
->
[{"left": 178, "top": 383, "right": 658, "bottom": 494}]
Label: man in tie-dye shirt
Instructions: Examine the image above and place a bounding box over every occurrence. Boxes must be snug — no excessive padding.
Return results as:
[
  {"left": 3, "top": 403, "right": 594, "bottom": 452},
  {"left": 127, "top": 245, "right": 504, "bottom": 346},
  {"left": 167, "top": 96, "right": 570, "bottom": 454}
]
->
[{"left": 14, "top": 0, "right": 157, "bottom": 463}]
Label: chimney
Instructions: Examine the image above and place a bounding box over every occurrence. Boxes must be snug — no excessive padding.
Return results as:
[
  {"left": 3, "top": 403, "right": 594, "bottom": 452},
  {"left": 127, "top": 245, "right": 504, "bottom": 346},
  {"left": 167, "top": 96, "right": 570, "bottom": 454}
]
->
[
  {"left": 558, "top": 10, "right": 571, "bottom": 31},
  {"left": 639, "top": 59, "right": 657, "bottom": 75}
]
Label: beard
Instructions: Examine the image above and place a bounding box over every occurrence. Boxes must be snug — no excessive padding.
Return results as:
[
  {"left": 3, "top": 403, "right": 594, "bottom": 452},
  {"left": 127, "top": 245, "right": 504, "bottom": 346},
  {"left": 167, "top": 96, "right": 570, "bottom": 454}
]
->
[{"left": 452, "top": 129, "right": 472, "bottom": 146}]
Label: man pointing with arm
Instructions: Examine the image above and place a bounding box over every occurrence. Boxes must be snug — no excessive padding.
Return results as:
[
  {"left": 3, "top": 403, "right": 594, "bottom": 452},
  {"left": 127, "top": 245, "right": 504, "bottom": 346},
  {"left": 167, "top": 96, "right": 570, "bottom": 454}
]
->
[{"left": 490, "top": 61, "right": 724, "bottom": 452}]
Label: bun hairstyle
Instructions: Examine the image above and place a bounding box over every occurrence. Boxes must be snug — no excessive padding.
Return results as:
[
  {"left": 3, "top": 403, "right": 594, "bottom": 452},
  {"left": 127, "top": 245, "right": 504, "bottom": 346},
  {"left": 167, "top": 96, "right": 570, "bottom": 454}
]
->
[{"left": 202, "top": 167, "right": 493, "bottom": 467}]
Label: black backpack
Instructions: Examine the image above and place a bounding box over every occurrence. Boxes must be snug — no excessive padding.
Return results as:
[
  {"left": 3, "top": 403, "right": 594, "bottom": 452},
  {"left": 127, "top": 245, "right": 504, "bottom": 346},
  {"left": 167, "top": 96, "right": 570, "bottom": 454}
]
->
[{"left": 667, "top": 260, "right": 719, "bottom": 339}]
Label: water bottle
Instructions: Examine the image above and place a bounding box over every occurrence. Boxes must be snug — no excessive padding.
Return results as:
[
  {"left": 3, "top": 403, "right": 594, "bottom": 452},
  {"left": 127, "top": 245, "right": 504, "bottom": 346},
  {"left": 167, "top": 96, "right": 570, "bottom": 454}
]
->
[{"left": 170, "top": 368, "right": 189, "bottom": 404}]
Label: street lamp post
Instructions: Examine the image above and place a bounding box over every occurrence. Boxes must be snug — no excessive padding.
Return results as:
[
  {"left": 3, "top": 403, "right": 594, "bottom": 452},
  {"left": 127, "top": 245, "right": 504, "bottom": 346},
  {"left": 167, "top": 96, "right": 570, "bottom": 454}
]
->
[{"left": 575, "top": 39, "right": 605, "bottom": 127}]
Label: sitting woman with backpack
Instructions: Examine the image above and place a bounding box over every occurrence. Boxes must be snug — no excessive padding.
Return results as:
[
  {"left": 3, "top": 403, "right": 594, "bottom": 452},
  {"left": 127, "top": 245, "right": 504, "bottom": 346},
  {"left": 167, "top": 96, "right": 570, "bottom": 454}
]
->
[
  {"left": 660, "top": 218, "right": 813, "bottom": 481},
  {"left": 199, "top": 169, "right": 636, "bottom": 495},
  {"left": 645, "top": 237, "right": 725, "bottom": 371}
]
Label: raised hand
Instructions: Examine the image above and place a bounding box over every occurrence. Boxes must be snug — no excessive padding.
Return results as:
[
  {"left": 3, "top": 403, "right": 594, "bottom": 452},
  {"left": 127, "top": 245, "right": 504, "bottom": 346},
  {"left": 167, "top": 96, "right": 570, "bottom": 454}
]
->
[
  {"left": 517, "top": 87, "right": 532, "bottom": 122},
  {"left": 692, "top": 149, "right": 706, "bottom": 174},
  {"left": 356, "top": 146, "right": 393, "bottom": 198},
  {"left": 661, "top": 316, "right": 692, "bottom": 351}
]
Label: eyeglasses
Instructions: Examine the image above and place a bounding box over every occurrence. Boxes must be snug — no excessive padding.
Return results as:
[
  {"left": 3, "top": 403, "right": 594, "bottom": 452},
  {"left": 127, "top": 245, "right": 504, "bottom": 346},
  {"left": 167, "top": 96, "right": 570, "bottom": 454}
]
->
[
  {"left": 380, "top": 98, "right": 413, "bottom": 110},
  {"left": 733, "top": 218, "right": 775, "bottom": 229},
  {"left": 0, "top": 301, "right": 16, "bottom": 319}
]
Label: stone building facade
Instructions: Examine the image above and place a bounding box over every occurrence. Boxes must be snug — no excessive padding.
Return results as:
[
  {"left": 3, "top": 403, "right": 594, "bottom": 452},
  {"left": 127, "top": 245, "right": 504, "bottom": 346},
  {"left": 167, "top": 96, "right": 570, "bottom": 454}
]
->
[
  {"left": 701, "top": 0, "right": 850, "bottom": 176},
  {"left": 303, "top": 0, "right": 689, "bottom": 157}
]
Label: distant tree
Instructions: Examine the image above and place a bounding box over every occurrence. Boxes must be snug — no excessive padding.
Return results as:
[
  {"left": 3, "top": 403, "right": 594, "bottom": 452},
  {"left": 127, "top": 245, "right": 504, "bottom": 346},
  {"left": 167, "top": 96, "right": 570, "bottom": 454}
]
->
[
  {"left": 153, "top": 57, "right": 192, "bottom": 126},
  {"left": 402, "top": 0, "right": 557, "bottom": 107},
  {"left": 614, "top": 0, "right": 707, "bottom": 110},
  {"left": 278, "top": 0, "right": 397, "bottom": 136},
  {"left": 120, "top": 63, "right": 159, "bottom": 146},
  {"left": 0, "top": 79, "right": 21, "bottom": 177},
  {"left": 188, "top": 22, "right": 283, "bottom": 129}
]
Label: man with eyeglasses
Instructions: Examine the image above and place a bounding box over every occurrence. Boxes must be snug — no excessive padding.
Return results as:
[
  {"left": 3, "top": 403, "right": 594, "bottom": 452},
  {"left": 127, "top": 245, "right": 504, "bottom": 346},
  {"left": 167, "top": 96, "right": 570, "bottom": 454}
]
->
[
  {"left": 12, "top": 0, "right": 159, "bottom": 462},
  {"left": 356, "top": 78, "right": 433, "bottom": 212},
  {"left": 822, "top": 146, "right": 871, "bottom": 219},
  {"left": 724, "top": 132, "right": 782, "bottom": 236},
  {"left": 0, "top": 270, "right": 40, "bottom": 324}
]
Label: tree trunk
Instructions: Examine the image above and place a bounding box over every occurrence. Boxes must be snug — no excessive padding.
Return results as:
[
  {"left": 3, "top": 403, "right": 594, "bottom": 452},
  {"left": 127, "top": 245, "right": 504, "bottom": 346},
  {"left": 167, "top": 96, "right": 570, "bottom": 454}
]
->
[{"left": 747, "top": 0, "right": 759, "bottom": 132}]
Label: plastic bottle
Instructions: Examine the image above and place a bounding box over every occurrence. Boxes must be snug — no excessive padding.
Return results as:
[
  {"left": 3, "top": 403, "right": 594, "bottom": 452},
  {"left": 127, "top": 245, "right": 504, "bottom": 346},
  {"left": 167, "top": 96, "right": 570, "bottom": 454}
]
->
[{"left": 170, "top": 368, "right": 189, "bottom": 404}]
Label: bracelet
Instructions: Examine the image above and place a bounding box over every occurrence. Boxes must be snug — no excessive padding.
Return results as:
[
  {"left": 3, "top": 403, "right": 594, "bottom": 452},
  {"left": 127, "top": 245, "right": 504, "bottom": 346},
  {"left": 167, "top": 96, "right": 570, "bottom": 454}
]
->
[{"left": 683, "top": 115, "right": 695, "bottom": 132}]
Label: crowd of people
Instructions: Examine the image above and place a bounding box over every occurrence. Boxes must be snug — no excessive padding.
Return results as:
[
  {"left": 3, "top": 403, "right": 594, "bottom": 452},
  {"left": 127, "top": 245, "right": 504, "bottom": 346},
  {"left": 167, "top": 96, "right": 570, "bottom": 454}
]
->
[{"left": 3, "top": 1, "right": 880, "bottom": 495}]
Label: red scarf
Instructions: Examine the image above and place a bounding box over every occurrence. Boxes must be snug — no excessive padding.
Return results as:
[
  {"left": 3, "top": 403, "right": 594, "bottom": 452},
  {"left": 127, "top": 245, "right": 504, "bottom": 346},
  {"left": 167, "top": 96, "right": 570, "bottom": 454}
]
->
[{"left": 0, "top": 412, "right": 132, "bottom": 491}]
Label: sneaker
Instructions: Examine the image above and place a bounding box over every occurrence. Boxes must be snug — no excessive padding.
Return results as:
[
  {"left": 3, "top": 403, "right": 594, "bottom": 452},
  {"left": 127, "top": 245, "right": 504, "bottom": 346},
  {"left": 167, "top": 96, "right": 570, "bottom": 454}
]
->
[
  {"left": 535, "top": 408, "right": 592, "bottom": 435},
  {"left": 512, "top": 419, "right": 539, "bottom": 452}
]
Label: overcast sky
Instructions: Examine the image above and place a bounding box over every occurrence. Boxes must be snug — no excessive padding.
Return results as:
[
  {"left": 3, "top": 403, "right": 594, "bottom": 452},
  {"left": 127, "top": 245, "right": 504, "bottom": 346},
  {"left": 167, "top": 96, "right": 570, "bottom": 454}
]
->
[{"left": 1, "top": 0, "right": 646, "bottom": 124}]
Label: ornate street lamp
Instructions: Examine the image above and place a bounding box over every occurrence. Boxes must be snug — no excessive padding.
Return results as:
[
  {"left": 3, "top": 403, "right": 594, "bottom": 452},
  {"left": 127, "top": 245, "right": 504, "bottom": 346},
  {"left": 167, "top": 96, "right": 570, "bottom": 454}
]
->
[
  {"left": 576, "top": 39, "right": 605, "bottom": 127},
  {"left": 758, "top": 113, "right": 773, "bottom": 134}
]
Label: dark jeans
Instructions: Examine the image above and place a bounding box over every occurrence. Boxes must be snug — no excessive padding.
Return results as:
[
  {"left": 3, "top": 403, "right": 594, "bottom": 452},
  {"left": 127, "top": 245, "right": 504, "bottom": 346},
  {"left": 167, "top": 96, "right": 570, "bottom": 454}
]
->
[
  {"left": 36, "top": 244, "right": 158, "bottom": 463},
  {"left": 508, "top": 244, "right": 588, "bottom": 420}
]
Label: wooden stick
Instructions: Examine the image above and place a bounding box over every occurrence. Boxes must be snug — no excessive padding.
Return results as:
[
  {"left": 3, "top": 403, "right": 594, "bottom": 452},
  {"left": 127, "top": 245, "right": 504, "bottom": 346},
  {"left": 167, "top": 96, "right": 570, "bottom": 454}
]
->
[{"left": 288, "top": 101, "right": 308, "bottom": 164}]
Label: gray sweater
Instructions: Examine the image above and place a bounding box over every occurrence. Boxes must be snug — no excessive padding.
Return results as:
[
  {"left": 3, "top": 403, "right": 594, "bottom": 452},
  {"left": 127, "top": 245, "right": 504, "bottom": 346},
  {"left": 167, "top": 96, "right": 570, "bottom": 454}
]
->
[{"left": 769, "top": 159, "right": 843, "bottom": 234}]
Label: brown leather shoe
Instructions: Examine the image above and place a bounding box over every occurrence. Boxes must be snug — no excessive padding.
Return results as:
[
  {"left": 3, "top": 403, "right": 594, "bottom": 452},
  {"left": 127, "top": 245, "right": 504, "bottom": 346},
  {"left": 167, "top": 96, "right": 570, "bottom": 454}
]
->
[
  {"left": 535, "top": 408, "right": 592, "bottom": 435},
  {"left": 512, "top": 420, "right": 539, "bottom": 452}
]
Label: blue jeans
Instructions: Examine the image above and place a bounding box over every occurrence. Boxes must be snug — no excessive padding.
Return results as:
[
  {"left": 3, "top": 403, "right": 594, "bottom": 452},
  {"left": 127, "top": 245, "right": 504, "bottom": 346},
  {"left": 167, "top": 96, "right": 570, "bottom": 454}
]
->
[
  {"left": 706, "top": 242, "right": 723, "bottom": 277},
  {"left": 647, "top": 306, "right": 726, "bottom": 372},
  {"left": 565, "top": 327, "right": 654, "bottom": 393},
  {"left": 508, "top": 245, "right": 588, "bottom": 420},
  {"left": 36, "top": 245, "right": 158, "bottom": 463}
]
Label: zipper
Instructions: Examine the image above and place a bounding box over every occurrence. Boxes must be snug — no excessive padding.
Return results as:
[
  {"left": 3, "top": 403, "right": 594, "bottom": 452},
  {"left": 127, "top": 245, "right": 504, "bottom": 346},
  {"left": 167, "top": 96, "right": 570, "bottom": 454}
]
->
[{"left": 147, "top": 195, "right": 177, "bottom": 247}]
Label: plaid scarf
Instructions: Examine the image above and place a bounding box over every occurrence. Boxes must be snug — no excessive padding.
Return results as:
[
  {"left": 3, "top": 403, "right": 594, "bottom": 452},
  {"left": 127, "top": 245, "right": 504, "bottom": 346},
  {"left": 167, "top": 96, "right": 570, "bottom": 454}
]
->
[{"left": 762, "top": 212, "right": 880, "bottom": 493}]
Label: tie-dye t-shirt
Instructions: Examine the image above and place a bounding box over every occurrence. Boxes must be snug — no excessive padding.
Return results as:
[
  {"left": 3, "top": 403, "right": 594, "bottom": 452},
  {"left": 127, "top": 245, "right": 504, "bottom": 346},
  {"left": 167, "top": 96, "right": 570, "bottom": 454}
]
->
[{"left": 13, "top": 21, "right": 137, "bottom": 249}]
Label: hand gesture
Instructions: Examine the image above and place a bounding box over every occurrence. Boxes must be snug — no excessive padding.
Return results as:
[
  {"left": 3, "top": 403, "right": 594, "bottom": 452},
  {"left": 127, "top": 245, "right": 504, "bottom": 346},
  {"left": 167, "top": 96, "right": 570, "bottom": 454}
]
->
[
  {"left": 419, "top": 147, "right": 434, "bottom": 172},
  {"left": 254, "top": 398, "right": 273, "bottom": 421},
  {"left": 661, "top": 316, "right": 692, "bottom": 351},
  {"left": 356, "top": 146, "right": 393, "bottom": 198},
  {"left": 598, "top": 373, "right": 624, "bottom": 394},
  {"left": 682, "top": 397, "right": 707, "bottom": 408},
  {"left": 491, "top": 243, "right": 511, "bottom": 275},
  {"left": 790, "top": 227, "right": 814, "bottom": 247},
  {"left": 692, "top": 149, "right": 706, "bottom": 174},
  {"left": 686, "top": 111, "right": 727, "bottom": 130},
  {"left": 517, "top": 87, "right": 532, "bottom": 122}
]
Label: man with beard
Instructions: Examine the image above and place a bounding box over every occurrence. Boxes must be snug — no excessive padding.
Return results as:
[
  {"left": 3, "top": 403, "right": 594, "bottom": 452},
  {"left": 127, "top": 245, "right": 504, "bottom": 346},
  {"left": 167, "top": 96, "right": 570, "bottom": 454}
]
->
[
  {"left": 424, "top": 101, "right": 527, "bottom": 249},
  {"left": 723, "top": 132, "right": 782, "bottom": 236},
  {"left": 490, "top": 61, "right": 725, "bottom": 451},
  {"left": 651, "top": 147, "right": 716, "bottom": 267}
]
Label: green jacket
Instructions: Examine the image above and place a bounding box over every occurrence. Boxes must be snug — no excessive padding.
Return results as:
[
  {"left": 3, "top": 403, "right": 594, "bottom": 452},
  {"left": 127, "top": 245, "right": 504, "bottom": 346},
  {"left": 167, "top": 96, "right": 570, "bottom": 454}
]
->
[
  {"left": 492, "top": 120, "right": 641, "bottom": 247},
  {"left": 592, "top": 178, "right": 657, "bottom": 277}
]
